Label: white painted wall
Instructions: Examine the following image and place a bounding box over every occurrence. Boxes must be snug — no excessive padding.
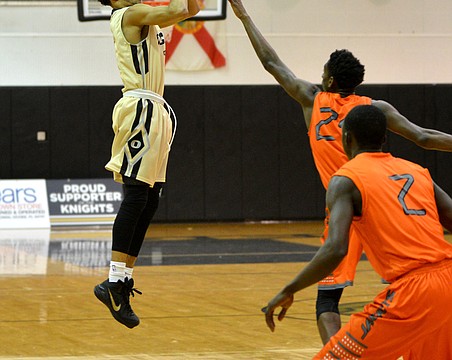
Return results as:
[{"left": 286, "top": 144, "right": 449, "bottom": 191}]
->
[{"left": 1, "top": 0, "right": 452, "bottom": 86}]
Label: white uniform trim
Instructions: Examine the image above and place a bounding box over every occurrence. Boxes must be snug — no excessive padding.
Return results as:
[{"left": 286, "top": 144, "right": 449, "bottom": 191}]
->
[{"left": 123, "top": 89, "right": 177, "bottom": 146}]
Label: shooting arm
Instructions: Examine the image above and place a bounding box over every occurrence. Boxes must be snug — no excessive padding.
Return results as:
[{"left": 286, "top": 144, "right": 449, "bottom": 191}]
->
[
  {"left": 229, "top": 1, "right": 318, "bottom": 107},
  {"left": 125, "top": 0, "right": 199, "bottom": 29}
]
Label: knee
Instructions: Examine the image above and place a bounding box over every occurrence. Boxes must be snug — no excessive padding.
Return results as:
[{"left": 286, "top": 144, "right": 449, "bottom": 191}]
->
[
  {"left": 316, "top": 288, "right": 343, "bottom": 320},
  {"left": 120, "top": 184, "right": 150, "bottom": 217}
]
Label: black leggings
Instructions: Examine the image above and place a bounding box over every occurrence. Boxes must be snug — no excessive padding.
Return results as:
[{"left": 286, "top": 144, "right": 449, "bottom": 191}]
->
[{"left": 112, "top": 178, "right": 162, "bottom": 257}]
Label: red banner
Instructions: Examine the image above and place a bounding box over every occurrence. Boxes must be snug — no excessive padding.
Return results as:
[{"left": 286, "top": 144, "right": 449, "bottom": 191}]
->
[{"left": 165, "top": 20, "right": 226, "bottom": 71}]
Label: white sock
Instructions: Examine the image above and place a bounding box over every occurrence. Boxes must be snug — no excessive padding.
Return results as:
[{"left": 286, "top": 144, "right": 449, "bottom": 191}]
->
[
  {"left": 125, "top": 267, "right": 134, "bottom": 280},
  {"left": 109, "top": 261, "right": 126, "bottom": 283}
]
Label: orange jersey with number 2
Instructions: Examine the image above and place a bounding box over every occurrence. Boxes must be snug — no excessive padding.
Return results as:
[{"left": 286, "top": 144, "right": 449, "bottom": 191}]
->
[{"left": 308, "top": 92, "right": 371, "bottom": 190}]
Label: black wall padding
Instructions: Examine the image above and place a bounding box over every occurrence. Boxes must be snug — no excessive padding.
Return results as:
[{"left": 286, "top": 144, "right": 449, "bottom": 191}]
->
[
  {"left": 50, "top": 87, "right": 90, "bottom": 178},
  {"left": 276, "top": 87, "right": 324, "bottom": 219},
  {"left": 387, "top": 85, "right": 430, "bottom": 167},
  {"left": 2, "top": 84, "right": 452, "bottom": 222},
  {"left": 11, "top": 87, "right": 51, "bottom": 178},
  {"left": 241, "top": 85, "right": 281, "bottom": 220},
  {"left": 430, "top": 85, "right": 452, "bottom": 194},
  {"left": 88, "top": 87, "right": 121, "bottom": 178},
  {"left": 163, "top": 86, "right": 206, "bottom": 221},
  {"left": 0, "top": 88, "right": 12, "bottom": 178},
  {"left": 203, "top": 86, "right": 243, "bottom": 220}
]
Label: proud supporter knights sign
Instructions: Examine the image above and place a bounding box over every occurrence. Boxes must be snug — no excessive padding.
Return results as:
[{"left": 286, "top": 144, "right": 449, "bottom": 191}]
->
[{"left": 46, "top": 178, "right": 123, "bottom": 226}]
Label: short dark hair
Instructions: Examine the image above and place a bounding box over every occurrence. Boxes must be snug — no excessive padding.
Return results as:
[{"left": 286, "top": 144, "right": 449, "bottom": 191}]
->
[
  {"left": 327, "top": 50, "right": 365, "bottom": 90},
  {"left": 343, "top": 105, "right": 387, "bottom": 148},
  {"left": 98, "top": 0, "right": 111, "bottom": 6}
]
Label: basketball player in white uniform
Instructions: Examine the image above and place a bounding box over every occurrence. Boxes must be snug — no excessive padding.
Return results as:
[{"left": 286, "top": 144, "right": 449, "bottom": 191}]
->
[{"left": 94, "top": 0, "right": 200, "bottom": 328}]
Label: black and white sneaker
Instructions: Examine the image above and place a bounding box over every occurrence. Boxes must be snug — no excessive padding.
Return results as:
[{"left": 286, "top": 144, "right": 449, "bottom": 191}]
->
[{"left": 94, "top": 277, "right": 142, "bottom": 328}]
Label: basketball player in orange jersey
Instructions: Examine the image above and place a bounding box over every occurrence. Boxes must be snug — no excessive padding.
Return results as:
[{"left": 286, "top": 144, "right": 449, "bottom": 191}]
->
[
  {"left": 264, "top": 105, "right": 452, "bottom": 359},
  {"left": 93, "top": 0, "right": 199, "bottom": 328},
  {"left": 228, "top": 0, "right": 452, "bottom": 345}
]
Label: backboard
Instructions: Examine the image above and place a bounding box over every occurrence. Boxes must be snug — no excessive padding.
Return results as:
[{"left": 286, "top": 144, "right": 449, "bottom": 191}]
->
[{"left": 77, "top": 0, "right": 227, "bottom": 22}]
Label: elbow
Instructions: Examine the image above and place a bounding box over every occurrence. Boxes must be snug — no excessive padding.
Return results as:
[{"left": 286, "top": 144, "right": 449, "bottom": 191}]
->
[
  {"left": 175, "top": 1, "right": 201, "bottom": 19},
  {"left": 336, "top": 245, "right": 348, "bottom": 259},
  {"left": 262, "top": 59, "right": 278, "bottom": 74},
  {"left": 414, "top": 133, "right": 431, "bottom": 149},
  {"left": 178, "top": 8, "right": 190, "bottom": 18},
  {"left": 168, "top": 4, "right": 189, "bottom": 18},
  {"left": 409, "top": 129, "right": 439, "bottom": 149},
  {"left": 188, "top": 9, "right": 198, "bottom": 18},
  {"left": 188, "top": 4, "right": 200, "bottom": 17},
  {"left": 323, "top": 240, "right": 348, "bottom": 263},
  {"left": 262, "top": 61, "right": 272, "bottom": 72}
]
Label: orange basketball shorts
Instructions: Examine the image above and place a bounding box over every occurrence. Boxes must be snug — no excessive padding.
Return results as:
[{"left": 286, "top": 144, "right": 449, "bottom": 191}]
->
[
  {"left": 314, "top": 259, "right": 452, "bottom": 359},
  {"left": 318, "top": 217, "right": 363, "bottom": 289}
]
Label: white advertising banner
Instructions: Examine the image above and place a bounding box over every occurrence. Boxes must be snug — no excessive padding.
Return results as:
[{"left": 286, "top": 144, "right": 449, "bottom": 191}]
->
[{"left": 0, "top": 180, "right": 50, "bottom": 229}]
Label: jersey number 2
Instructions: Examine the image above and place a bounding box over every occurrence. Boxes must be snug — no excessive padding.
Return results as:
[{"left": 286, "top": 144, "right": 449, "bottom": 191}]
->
[
  {"left": 389, "top": 174, "right": 426, "bottom": 216},
  {"left": 316, "top": 107, "right": 339, "bottom": 141}
]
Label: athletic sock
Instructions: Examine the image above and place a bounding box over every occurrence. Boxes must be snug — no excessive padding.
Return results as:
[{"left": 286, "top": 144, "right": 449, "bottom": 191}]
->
[
  {"left": 125, "top": 266, "right": 134, "bottom": 280},
  {"left": 109, "top": 261, "right": 126, "bottom": 283}
]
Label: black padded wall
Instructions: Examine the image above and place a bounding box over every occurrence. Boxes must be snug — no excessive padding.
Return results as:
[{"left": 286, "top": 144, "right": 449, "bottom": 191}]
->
[
  {"left": 11, "top": 87, "right": 51, "bottom": 178},
  {"left": 88, "top": 87, "right": 121, "bottom": 178},
  {"left": 276, "top": 87, "right": 324, "bottom": 219},
  {"left": 241, "top": 85, "right": 281, "bottom": 219},
  {"left": 203, "top": 86, "right": 243, "bottom": 220},
  {"left": 163, "top": 86, "right": 206, "bottom": 221},
  {"left": 2, "top": 84, "right": 452, "bottom": 222},
  {"left": 0, "top": 88, "right": 12, "bottom": 179},
  {"left": 429, "top": 85, "right": 452, "bottom": 194},
  {"left": 50, "top": 87, "right": 90, "bottom": 178},
  {"left": 387, "top": 85, "right": 431, "bottom": 166}
]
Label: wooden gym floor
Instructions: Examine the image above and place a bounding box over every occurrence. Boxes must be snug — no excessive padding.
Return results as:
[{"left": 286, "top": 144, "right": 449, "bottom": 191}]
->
[{"left": 2, "top": 221, "right": 448, "bottom": 360}]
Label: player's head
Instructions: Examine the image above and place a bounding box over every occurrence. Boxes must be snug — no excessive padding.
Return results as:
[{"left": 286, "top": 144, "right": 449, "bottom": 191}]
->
[
  {"left": 322, "top": 50, "right": 365, "bottom": 92},
  {"left": 342, "top": 105, "right": 386, "bottom": 159},
  {"left": 98, "top": 0, "right": 111, "bottom": 6}
]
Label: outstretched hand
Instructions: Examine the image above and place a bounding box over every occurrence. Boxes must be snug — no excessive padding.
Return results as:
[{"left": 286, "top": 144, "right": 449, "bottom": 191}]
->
[{"left": 262, "top": 291, "right": 294, "bottom": 332}]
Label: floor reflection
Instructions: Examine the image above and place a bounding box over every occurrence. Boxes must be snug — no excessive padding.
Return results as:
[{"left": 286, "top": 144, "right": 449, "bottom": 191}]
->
[
  {"left": 0, "top": 227, "right": 323, "bottom": 276},
  {"left": 0, "top": 229, "right": 50, "bottom": 275}
]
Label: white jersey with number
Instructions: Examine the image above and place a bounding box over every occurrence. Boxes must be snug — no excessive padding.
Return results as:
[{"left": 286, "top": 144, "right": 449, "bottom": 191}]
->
[
  {"left": 105, "top": 6, "right": 174, "bottom": 187},
  {"left": 110, "top": 6, "right": 166, "bottom": 94}
]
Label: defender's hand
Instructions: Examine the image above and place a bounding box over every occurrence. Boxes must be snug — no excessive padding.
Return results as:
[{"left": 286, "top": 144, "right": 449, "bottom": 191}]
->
[{"left": 262, "top": 291, "right": 294, "bottom": 332}]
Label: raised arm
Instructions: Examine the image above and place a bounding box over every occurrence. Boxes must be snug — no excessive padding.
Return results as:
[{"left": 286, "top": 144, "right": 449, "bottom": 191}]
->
[
  {"left": 373, "top": 100, "right": 452, "bottom": 152},
  {"left": 228, "top": 0, "right": 319, "bottom": 112},
  {"left": 124, "top": 0, "right": 200, "bottom": 29}
]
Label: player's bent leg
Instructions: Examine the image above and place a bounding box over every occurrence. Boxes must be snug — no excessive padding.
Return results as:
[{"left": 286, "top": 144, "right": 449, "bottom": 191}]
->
[
  {"left": 127, "top": 183, "right": 162, "bottom": 257},
  {"left": 316, "top": 288, "right": 343, "bottom": 344}
]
